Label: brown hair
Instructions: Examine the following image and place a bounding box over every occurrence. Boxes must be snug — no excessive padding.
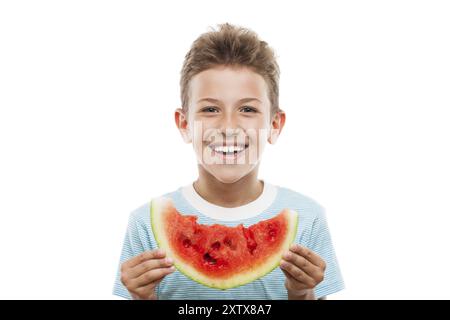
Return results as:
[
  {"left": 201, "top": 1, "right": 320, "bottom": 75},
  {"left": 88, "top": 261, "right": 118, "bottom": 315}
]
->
[{"left": 180, "top": 23, "right": 281, "bottom": 117}]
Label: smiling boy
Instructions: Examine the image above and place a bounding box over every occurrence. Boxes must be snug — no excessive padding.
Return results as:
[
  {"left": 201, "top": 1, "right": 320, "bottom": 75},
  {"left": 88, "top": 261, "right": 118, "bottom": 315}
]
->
[{"left": 113, "top": 23, "right": 344, "bottom": 300}]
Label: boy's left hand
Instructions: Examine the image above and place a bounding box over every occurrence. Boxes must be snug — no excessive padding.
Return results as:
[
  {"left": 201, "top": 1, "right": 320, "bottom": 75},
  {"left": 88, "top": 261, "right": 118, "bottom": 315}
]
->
[{"left": 280, "top": 244, "right": 326, "bottom": 300}]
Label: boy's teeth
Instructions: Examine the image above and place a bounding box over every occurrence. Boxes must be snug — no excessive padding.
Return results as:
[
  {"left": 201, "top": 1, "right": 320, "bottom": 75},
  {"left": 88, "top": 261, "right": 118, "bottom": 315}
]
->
[{"left": 212, "top": 145, "right": 245, "bottom": 153}]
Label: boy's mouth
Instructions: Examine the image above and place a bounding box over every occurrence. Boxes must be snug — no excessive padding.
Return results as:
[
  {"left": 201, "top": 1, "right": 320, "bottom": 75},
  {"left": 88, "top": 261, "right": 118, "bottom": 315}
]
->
[{"left": 207, "top": 143, "right": 249, "bottom": 157}]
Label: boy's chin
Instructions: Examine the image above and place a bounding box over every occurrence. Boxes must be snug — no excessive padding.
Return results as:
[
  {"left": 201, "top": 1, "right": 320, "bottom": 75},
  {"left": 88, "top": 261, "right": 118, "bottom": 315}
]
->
[{"left": 204, "top": 165, "right": 253, "bottom": 184}]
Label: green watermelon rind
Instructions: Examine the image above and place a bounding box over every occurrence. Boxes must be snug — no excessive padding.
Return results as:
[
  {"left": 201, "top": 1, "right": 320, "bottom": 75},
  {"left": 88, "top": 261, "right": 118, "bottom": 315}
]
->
[{"left": 150, "top": 196, "right": 299, "bottom": 290}]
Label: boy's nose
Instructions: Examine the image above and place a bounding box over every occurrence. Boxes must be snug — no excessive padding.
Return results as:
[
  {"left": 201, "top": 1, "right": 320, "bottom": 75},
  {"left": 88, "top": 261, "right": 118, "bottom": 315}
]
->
[{"left": 218, "top": 114, "right": 240, "bottom": 133}]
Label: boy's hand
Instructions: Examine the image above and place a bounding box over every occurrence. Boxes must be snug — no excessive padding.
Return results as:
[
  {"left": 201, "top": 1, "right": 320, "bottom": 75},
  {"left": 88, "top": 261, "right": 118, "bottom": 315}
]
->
[
  {"left": 120, "top": 249, "right": 175, "bottom": 300},
  {"left": 280, "top": 244, "right": 326, "bottom": 300}
]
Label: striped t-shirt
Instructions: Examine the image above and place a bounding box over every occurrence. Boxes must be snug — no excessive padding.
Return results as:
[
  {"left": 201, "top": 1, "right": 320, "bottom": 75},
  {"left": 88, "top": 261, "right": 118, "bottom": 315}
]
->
[{"left": 113, "top": 181, "right": 344, "bottom": 299}]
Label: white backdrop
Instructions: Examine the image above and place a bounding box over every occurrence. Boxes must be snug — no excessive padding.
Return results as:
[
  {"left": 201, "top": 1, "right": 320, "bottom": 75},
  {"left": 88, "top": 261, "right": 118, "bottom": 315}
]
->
[{"left": 1, "top": 0, "right": 449, "bottom": 299}]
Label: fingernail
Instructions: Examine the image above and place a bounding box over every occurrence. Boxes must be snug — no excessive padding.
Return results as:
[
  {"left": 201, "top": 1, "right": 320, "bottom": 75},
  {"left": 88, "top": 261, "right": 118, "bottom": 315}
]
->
[
  {"left": 166, "top": 257, "right": 173, "bottom": 264},
  {"left": 283, "top": 252, "right": 290, "bottom": 259},
  {"left": 170, "top": 266, "right": 176, "bottom": 271}
]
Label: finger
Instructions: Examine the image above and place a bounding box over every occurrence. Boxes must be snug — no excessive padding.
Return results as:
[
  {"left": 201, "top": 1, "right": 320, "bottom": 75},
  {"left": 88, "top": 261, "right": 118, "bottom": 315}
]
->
[
  {"left": 122, "top": 249, "right": 166, "bottom": 269},
  {"left": 280, "top": 259, "right": 316, "bottom": 289},
  {"left": 129, "top": 274, "right": 167, "bottom": 300},
  {"left": 135, "top": 274, "right": 166, "bottom": 294},
  {"left": 128, "top": 257, "right": 174, "bottom": 279},
  {"left": 282, "top": 250, "right": 322, "bottom": 280},
  {"left": 134, "top": 266, "right": 176, "bottom": 288},
  {"left": 281, "top": 268, "right": 308, "bottom": 290},
  {"left": 289, "top": 244, "right": 326, "bottom": 270},
  {"left": 281, "top": 268, "right": 300, "bottom": 285}
]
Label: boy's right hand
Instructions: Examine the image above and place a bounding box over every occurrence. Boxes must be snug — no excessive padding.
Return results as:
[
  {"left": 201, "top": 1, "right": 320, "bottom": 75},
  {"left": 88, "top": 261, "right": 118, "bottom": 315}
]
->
[{"left": 120, "top": 249, "right": 175, "bottom": 300}]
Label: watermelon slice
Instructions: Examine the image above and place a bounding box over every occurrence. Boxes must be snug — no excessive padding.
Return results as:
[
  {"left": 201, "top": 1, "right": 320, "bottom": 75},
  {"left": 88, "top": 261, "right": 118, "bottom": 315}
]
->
[{"left": 151, "top": 197, "right": 299, "bottom": 290}]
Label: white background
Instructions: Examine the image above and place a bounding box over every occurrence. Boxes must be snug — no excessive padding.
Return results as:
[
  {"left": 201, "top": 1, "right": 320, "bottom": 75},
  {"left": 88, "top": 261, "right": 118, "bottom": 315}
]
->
[{"left": 1, "top": 0, "right": 449, "bottom": 299}]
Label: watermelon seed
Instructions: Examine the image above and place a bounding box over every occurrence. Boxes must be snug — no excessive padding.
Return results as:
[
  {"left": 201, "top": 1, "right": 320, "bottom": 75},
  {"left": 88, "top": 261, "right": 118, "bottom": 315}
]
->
[
  {"left": 182, "top": 239, "right": 192, "bottom": 248},
  {"left": 223, "top": 237, "right": 236, "bottom": 250},
  {"left": 203, "top": 253, "right": 217, "bottom": 265},
  {"left": 211, "top": 241, "right": 221, "bottom": 250}
]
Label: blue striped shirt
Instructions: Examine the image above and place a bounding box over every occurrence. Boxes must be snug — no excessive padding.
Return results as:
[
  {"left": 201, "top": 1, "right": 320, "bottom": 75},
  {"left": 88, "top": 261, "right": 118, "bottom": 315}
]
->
[{"left": 113, "top": 182, "right": 344, "bottom": 299}]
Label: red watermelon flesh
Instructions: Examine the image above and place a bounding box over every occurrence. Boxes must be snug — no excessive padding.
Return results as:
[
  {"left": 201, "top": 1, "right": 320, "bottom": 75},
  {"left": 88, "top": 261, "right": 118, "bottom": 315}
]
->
[{"left": 151, "top": 197, "right": 298, "bottom": 290}]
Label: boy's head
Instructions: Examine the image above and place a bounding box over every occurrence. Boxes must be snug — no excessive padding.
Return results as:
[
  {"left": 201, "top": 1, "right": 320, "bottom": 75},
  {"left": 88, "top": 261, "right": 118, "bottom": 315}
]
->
[{"left": 175, "top": 23, "right": 285, "bottom": 184}]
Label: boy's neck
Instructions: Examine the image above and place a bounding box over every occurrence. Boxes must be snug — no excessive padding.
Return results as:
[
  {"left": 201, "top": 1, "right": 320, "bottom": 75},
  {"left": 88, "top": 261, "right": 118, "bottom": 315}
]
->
[{"left": 193, "top": 168, "right": 264, "bottom": 208}]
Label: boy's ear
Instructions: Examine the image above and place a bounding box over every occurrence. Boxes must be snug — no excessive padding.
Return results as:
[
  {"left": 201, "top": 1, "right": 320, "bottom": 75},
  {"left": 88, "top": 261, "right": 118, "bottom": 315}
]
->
[
  {"left": 175, "top": 108, "right": 192, "bottom": 143},
  {"left": 268, "top": 110, "right": 286, "bottom": 144}
]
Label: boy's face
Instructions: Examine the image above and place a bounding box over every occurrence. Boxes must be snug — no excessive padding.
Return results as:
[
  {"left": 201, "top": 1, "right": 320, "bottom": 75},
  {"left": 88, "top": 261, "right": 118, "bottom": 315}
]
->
[{"left": 175, "top": 65, "right": 285, "bottom": 184}]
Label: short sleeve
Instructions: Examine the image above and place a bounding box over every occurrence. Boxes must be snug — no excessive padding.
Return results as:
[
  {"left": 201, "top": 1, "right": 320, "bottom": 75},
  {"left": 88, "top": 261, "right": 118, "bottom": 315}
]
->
[
  {"left": 112, "top": 210, "right": 151, "bottom": 299},
  {"left": 307, "top": 205, "right": 345, "bottom": 298}
]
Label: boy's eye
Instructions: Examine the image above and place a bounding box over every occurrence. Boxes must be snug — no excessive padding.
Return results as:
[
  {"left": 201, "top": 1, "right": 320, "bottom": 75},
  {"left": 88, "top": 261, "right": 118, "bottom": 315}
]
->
[
  {"left": 201, "top": 107, "right": 219, "bottom": 113},
  {"left": 240, "top": 106, "right": 257, "bottom": 113}
]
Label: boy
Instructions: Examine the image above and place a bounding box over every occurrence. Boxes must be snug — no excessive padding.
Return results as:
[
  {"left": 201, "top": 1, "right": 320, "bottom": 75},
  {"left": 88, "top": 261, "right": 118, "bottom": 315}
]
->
[{"left": 113, "top": 23, "right": 344, "bottom": 300}]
